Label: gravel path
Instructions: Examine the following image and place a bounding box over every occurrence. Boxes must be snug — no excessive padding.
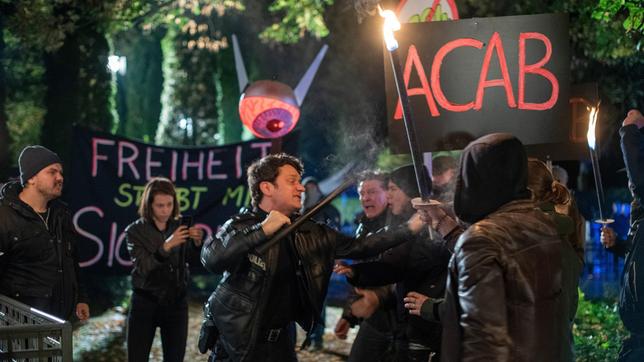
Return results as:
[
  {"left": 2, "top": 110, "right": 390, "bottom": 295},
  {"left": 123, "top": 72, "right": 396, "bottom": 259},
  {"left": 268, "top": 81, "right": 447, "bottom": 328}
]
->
[{"left": 73, "top": 301, "right": 356, "bottom": 361}]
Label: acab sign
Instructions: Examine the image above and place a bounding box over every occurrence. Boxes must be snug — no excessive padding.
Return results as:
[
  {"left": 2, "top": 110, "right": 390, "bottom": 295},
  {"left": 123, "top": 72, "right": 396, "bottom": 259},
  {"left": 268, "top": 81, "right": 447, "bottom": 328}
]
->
[{"left": 385, "top": 14, "right": 570, "bottom": 152}]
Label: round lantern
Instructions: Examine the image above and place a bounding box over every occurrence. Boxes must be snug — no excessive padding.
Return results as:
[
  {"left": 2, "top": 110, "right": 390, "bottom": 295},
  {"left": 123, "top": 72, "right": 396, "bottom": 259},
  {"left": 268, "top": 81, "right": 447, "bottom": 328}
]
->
[{"left": 238, "top": 80, "right": 301, "bottom": 139}]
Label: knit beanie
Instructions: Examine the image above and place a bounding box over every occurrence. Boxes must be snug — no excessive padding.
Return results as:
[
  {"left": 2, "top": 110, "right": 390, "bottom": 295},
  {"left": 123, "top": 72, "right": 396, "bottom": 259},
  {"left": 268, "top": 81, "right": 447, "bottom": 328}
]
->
[
  {"left": 389, "top": 164, "right": 431, "bottom": 198},
  {"left": 19, "top": 145, "right": 62, "bottom": 186}
]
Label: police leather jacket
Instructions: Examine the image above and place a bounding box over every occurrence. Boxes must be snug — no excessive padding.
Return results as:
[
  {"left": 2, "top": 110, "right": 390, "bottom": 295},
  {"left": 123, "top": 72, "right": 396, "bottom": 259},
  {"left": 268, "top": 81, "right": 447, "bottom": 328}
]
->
[{"left": 201, "top": 208, "right": 413, "bottom": 361}]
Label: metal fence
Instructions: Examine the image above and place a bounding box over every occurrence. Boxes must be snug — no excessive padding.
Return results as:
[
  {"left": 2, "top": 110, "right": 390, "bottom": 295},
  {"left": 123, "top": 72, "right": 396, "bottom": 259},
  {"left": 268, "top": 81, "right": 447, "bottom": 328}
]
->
[{"left": 0, "top": 295, "right": 72, "bottom": 361}]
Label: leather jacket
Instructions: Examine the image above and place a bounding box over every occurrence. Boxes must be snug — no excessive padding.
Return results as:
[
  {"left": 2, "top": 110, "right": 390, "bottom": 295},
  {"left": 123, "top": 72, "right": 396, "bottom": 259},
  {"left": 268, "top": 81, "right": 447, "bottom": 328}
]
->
[
  {"left": 441, "top": 199, "right": 563, "bottom": 362},
  {"left": 443, "top": 134, "right": 564, "bottom": 361},
  {"left": 349, "top": 228, "right": 450, "bottom": 351},
  {"left": 125, "top": 218, "right": 198, "bottom": 305},
  {"left": 0, "top": 181, "right": 87, "bottom": 320},
  {"left": 201, "top": 208, "right": 412, "bottom": 361},
  {"left": 341, "top": 210, "right": 395, "bottom": 331}
]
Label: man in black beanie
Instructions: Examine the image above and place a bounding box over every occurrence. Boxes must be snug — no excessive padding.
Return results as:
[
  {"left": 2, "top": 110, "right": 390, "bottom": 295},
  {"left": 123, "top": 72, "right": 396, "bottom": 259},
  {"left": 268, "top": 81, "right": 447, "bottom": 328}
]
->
[{"left": 0, "top": 145, "right": 90, "bottom": 321}]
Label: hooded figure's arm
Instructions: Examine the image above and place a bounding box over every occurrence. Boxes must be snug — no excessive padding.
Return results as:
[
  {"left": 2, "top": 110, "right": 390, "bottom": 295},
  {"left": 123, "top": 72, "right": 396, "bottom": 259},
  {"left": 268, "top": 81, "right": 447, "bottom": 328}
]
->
[{"left": 455, "top": 236, "right": 511, "bottom": 361}]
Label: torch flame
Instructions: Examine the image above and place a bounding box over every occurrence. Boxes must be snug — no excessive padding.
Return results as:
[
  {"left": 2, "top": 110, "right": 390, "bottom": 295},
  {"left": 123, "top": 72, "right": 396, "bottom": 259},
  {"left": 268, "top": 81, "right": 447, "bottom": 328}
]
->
[
  {"left": 586, "top": 106, "right": 598, "bottom": 150},
  {"left": 378, "top": 5, "right": 401, "bottom": 51}
]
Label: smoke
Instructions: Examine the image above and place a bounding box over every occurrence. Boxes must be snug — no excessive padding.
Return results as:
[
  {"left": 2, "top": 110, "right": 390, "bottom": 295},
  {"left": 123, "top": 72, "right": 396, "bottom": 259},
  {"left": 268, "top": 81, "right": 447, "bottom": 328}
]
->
[{"left": 336, "top": 108, "right": 390, "bottom": 174}]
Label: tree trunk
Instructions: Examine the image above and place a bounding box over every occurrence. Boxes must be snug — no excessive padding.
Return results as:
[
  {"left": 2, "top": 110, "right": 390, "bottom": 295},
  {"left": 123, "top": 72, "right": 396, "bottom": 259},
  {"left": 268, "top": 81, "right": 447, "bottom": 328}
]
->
[
  {"left": 77, "top": 26, "right": 113, "bottom": 133},
  {"left": 43, "top": 11, "right": 112, "bottom": 165},
  {"left": 0, "top": 11, "right": 12, "bottom": 181},
  {"left": 42, "top": 31, "right": 80, "bottom": 165}
]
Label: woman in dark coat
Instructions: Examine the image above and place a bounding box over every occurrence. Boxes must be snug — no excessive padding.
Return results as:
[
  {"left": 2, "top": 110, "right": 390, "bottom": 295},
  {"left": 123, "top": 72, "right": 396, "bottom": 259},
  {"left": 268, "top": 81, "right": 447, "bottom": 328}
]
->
[
  {"left": 528, "top": 158, "right": 584, "bottom": 361},
  {"left": 125, "top": 177, "right": 203, "bottom": 362}
]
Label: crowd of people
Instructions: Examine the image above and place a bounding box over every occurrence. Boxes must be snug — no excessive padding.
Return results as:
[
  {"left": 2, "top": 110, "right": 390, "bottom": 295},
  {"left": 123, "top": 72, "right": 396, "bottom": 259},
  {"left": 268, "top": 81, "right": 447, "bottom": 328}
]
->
[{"left": 0, "top": 109, "right": 642, "bottom": 362}]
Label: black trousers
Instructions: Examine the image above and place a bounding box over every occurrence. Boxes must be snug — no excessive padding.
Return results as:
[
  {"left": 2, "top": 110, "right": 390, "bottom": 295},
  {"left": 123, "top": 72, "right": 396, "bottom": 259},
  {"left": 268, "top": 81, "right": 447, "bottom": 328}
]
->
[
  {"left": 245, "top": 324, "right": 297, "bottom": 362},
  {"left": 348, "top": 320, "right": 394, "bottom": 362},
  {"left": 210, "top": 324, "right": 297, "bottom": 362},
  {"left": 127, "top": 291, "right": 188, "bottom": 362}
]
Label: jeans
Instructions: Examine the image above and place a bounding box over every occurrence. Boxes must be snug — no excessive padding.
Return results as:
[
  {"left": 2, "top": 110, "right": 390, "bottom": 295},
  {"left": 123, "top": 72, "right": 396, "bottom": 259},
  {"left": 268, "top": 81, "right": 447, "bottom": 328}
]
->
[
  {"left": 309, "top": 304, "right": 326, "bottom": 347},
  {"left": 126, "top": 291, "right": 188, "bottom": 362}
]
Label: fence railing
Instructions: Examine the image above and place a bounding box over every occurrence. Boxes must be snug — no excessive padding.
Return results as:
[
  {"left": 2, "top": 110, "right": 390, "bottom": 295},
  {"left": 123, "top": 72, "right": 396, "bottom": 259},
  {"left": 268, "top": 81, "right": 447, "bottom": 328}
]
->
[{"left": 0, "top": 294, "right": 72, "bottom": 361}]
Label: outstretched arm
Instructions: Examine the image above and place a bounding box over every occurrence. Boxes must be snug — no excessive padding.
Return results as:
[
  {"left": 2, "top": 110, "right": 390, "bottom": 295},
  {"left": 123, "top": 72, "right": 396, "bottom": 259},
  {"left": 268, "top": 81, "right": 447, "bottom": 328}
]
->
[{"left": 334, "top": 213, "right": 425, "bottom": 259}]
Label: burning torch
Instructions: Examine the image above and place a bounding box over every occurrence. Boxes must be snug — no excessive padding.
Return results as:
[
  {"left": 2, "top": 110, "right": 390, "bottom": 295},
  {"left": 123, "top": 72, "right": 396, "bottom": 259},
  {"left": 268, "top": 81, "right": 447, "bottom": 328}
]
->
[
  {"left": 586, "top": 104, "right": 614, "bottom": 226},
  {"left": 379, "top": 6, "right": 433, "bottom": 202},
  {"left": 380, "top": 6, "right": 437, "bottom": 238}
]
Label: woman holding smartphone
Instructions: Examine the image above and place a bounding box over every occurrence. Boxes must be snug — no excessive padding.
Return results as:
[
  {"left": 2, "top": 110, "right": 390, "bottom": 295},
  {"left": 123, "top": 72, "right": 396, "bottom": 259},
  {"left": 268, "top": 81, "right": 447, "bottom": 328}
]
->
[{"left": 125, "top": 177, "right": 203, "bottom": 362}]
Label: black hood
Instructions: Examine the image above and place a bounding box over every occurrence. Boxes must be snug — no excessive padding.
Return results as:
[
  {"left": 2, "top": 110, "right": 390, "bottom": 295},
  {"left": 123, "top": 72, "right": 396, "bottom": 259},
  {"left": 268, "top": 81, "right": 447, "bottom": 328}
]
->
[{"left": 454, "top": 133, "right": 531, "bottom": 223}]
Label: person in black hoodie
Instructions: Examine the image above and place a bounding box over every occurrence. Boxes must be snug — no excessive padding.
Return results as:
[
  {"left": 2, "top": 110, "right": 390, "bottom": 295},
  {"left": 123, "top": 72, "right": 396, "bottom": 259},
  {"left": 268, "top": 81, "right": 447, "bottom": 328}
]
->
[
  {"left": 438, "top": 133, "right": 563, "bottom": 361},
  {"left": 125, "top": 177, "right": 203, "bottom": 362},
  {"left": 0, "top": 145, "right": 89, "bottom": 321},
  {"left": 600, "top": 109, "right": 644, "bottom": 362}
]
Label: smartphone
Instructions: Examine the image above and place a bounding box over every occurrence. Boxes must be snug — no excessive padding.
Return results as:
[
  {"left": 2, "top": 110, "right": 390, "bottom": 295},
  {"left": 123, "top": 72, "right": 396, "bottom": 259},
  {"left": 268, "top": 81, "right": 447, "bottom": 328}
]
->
[{"left": 180, "top": 215, "right": 194, "bottom": 228}]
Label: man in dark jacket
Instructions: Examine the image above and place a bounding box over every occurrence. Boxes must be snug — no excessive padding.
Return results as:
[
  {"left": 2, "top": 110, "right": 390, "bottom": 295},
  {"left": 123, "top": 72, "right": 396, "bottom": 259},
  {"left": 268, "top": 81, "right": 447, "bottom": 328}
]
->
[
  {"left": 335, "top": 170, "right": 398, "bottom": 362},
  {"left": 337, "top": 165, "right": 451, "bottom": 362},
  {"left": 200, "top": 154, "right": 423, "bottom": 361},
  {"left": 601, "top": 109, "right": 644, "bottom": 361},
  {"left": 440, "top": 133, "right": 563, "bottom": 361},
  {"left": 0, "top": 145, "right": 89, "bottom": 321}
]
